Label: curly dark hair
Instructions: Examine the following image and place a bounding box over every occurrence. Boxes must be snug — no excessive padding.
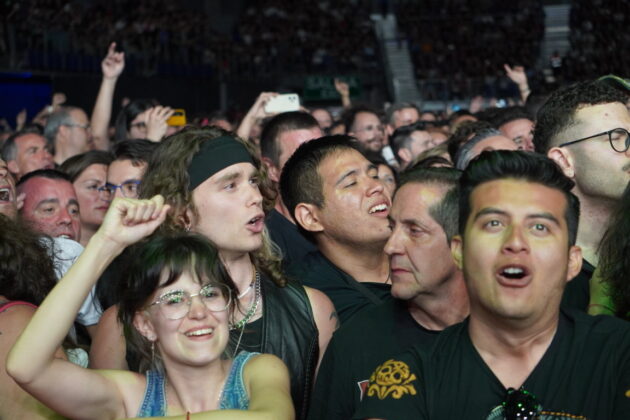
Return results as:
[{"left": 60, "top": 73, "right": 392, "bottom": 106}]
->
[
  {"left": 597, "top": 183, "right": 630, "bottom": 320},
  {"left": 0, "top": 215, "right": 57, "bottom": 304}
]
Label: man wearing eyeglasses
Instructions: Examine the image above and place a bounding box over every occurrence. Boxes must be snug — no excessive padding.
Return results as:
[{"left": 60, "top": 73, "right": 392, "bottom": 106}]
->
[
  {"left": 105, "top": 140, "right": 157, "bottom": 201},
  {"left": 45, "top": 106, "right": 94, "bottom": 166},
  {"left": 354, "top": 151, "right": 630, "bottom": 420},
  {"left": 534, "top": 78, "right": 630, "bottom": 312},
  {"left": 94, "top": 140, "right": 158, "bottom": 311}
]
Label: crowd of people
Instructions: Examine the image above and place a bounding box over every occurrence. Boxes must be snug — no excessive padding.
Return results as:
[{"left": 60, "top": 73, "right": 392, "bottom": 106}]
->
[
  {"left": 563, "top": 0, "right": 630, "bottom": 82},
  {"left": 396, "top": 0, "right": 544, "bottom": 99},
  {"left": 2, "top": 0, "right": 382, "bottom": 79},
  {"left": 1, "top": 10, "right": 630, "bottom": 420}
]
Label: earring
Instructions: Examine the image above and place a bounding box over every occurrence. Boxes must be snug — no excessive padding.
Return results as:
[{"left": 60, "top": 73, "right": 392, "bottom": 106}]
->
[{"left": 148, "top": 335, "right": 157, "bottom": 365}]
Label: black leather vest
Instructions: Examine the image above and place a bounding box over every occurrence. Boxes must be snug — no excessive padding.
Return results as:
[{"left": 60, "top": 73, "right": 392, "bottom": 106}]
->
[
  {"left": 230, "top": 275, "right": 319, "bottom": 420},
  {"left": 263, "top": 277, "right": 318, "bottom": 420}
]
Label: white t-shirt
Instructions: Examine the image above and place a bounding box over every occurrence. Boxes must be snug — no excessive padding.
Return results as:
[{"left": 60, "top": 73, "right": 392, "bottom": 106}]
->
[{"left": 41, "top": 237, "right": 103, "bottom": 326}]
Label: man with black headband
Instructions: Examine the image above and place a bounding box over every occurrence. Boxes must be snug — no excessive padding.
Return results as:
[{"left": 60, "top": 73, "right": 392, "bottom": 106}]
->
[
  {"left": 354, "top": 151, "right": 630, "bottom": 420},
  {"left": 92, "top": 128, "right": 336, "bottom": 420}
]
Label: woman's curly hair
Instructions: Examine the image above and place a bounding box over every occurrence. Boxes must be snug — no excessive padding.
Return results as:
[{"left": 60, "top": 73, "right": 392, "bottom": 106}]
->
[{"left": 140, "top": 126, "right": 286, "bottom": 287}]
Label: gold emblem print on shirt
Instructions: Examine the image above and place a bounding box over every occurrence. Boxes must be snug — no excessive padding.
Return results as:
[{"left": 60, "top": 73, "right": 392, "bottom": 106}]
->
[{"left": 366, "top": 359, "right": 417, "bottom": 400}]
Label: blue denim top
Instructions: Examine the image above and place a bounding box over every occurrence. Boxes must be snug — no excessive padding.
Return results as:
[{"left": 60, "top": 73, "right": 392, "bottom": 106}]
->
[{"left": 136, "top": 351, "right": 257, "bottom": 416}]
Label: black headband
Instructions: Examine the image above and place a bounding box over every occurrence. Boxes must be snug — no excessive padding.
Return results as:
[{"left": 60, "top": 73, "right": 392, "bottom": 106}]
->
[{"left": 187, "top": 136, "right": 255, "bottom": 191}]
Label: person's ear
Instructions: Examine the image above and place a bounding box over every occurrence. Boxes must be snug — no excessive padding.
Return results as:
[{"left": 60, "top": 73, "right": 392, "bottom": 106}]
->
[
  {"left": 7, "top": 160, "right": 19, "bottom": 175},
  {"left": 133, "top": 311, "right": 157, "bottom": 342},
  {"left": 566, "top": 245, "right": 583, "bottom": 283},
  {"left": 178, "top": 207, "right": 194, "bottom": 232},
  {"left": 57, "top": 124, "right": 70, "bottom": 143},
  {"left": 450, "top": 235, "right": 464, "bottom": 270},
  {"left": 294, "top": 203, "right": 324, "bottom": 233},
  {"left": 397, "top": 148, "right": 412, "bottom": 165},
  {"left": 548, "top": 147, "right": 575, "bottom": 179},
  {"left": 261, "top": 157, "right": 281, "bottom": 183}
]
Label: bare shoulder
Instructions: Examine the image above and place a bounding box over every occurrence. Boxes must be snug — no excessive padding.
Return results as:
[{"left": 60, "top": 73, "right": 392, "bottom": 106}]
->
[
  {"left": 303, "top": 286, "right": 334, "bottom": 310},
  {"left": 100, "top": 304, "right": 119, "bottom": 321},
  {"left": 242, "top": 353, "right": 289, "bottom": 381},
  {"left": 245, "top": 353, "right": 287, "bottom": 371},
  {"left": 0, "top": 304, "right": 37, "bottom": 333}
]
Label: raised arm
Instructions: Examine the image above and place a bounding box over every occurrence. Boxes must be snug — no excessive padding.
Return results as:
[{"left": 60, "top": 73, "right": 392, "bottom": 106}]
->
[
  {"left": 334, "top": 78, "right": 352, "bottom": 109},
  {"left": 91, "top": 42, "right": 125, "bottom": 151},
  {"left": 7, "top": 196, "right": 169, "bottom": 419},
  {"left": 236, "top": 92, "right": 278, "bottom": 142},
  {"left": 143, "top": 106, "right": 174, "bottom": 142},
  {"left": 504, "top": 64, "right": 530, "bottom": 103}
]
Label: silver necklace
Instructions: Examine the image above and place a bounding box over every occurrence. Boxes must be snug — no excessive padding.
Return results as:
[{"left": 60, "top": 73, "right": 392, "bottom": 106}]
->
[
  {"left": 236, "top": 282, "right": 254, "bottom": 299},
  {"left": 229, "top": 270, "right": 261, "bottom": 331}
]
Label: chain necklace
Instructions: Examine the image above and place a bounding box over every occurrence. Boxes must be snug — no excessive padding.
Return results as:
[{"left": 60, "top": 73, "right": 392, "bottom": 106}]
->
[{"left": 229, "top": 270, "right": 261, "bottom": 331}]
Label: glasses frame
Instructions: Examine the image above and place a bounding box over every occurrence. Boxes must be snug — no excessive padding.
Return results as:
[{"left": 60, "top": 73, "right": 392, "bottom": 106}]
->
[
  {"left": 148, "top": 283, "right": 232, "bottom": 320},
  {"left": 558, "top": 127, "right": 630, "bottom": 153},
  {"left": 63, "top": 122, "right": 91, "bottom": 131},
  {"left": 98, "top": 180, "right": 141, "bottom": 198}
]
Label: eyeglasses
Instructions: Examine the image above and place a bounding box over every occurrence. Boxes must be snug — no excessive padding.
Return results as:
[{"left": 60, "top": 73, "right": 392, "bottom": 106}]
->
[
  {"left": 63, "top": 122, "right": 91, "bottom": 131},
  {"left": 502, "top": 387, "right": 541, "bottom": 420},
  {"left": 98, "top": 180, "right": 141, "bottom": 198},
  {"left": 558, "top": 127, "right": 630, "bottom": 153},
  {"left": 130, "top": 122, "right": 147, "bottom": 130},
  {"left": 148, "top": 283, "right": 232, "bottom": 320}
]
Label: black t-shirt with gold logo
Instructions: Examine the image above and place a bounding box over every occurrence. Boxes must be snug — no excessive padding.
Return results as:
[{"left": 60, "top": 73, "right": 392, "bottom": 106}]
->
[
  {"left": 354, "top": 310, "right": 630, "bottom": 420},
  {"left": 308, "top": 299, "right": 438, "bottom": 420}
]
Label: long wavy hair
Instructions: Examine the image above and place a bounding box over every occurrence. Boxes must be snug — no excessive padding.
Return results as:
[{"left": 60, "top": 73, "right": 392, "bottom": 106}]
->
[
  {"left": 598, "top": 183, "right": 630, "bottom": 320},
  {"left": 118, "top": 232, "right": 239, "bottom": 373},
  {"left": 140, "top": 126, "right": 286, "bottom": 287}
]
